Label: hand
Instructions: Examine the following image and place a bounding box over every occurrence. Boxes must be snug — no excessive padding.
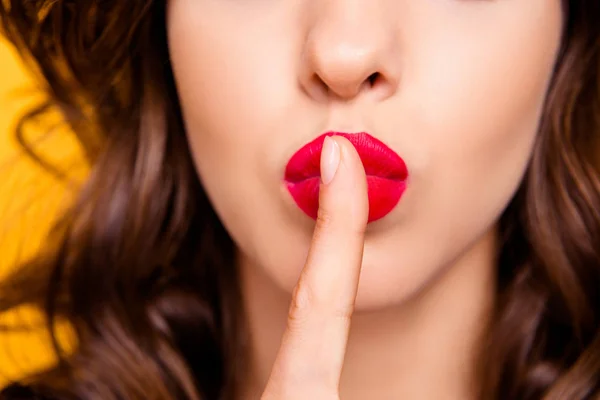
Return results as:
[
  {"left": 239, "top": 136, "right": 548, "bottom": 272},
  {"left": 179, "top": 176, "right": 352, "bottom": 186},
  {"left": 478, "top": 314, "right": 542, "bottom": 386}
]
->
[{"left": 261, "top": 136, "right": 369, "bottom": 399}]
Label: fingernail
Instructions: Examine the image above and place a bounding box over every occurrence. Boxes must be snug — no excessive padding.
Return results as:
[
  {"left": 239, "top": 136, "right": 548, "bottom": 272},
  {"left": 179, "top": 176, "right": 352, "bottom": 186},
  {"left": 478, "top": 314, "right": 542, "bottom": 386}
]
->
[{"left": 321, "top": 136, "right": 340, "bottom": 185}]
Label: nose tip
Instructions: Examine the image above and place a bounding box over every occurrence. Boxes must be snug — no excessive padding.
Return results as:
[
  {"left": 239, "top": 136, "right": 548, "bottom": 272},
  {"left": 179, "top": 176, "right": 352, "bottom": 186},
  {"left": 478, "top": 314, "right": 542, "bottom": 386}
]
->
[{"left": 300, "top": 21, "right": 399, "bottom": 101}]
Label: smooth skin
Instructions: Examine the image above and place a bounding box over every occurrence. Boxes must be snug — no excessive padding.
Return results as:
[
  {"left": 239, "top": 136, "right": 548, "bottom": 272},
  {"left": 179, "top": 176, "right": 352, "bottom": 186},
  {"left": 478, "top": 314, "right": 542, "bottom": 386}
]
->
[{"left": 167, "top": 0, "right": 564, "bottom": 398}]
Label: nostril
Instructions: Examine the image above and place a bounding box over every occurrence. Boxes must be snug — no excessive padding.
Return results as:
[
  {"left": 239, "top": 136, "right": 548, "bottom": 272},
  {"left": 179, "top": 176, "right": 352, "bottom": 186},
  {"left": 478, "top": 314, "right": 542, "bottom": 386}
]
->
[
  {"left": 367, "top": 72, "right": 380, "bottom": 86},
  {"left": 304, "top": 70, "right": 388, "bottom": 100}
]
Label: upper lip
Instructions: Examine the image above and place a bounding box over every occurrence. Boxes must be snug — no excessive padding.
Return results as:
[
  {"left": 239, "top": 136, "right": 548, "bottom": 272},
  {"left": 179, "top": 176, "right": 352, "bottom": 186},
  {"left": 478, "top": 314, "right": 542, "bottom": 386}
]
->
[{"left": 284, "top": 132, "right": 408, "bottom": 182}]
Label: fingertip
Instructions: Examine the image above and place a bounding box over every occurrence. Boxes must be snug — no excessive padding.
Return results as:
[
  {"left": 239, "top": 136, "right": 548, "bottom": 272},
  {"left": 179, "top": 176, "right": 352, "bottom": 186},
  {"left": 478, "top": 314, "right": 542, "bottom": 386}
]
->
[
  {"left": 330, "top": 136, "right": 364, "bottom": 173},
  {"left": 326, "top": 136, "right": 369, "bottom": 225}
]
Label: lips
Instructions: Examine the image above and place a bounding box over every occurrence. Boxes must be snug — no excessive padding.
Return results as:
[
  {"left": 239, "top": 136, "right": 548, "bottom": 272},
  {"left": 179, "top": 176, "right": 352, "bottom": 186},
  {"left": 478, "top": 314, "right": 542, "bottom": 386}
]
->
[{"left": 284, "top": 132, "right": 408, "bottom": 223}]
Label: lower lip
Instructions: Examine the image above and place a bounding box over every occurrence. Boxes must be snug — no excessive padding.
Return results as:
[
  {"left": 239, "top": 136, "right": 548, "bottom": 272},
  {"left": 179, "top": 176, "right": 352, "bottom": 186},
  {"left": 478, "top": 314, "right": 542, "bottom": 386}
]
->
[
  {"left": 285, "top": 133, "right": 408, "bottom": 223},
  {"left": 286, "top": 177, "right": 406, "bottom": 223}
]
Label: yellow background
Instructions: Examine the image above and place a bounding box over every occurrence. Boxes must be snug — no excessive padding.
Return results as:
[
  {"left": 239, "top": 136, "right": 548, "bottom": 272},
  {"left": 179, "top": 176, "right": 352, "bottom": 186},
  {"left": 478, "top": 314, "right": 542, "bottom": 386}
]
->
[{"left": 0, "top": 38, "right": 85, "bottom": 387}]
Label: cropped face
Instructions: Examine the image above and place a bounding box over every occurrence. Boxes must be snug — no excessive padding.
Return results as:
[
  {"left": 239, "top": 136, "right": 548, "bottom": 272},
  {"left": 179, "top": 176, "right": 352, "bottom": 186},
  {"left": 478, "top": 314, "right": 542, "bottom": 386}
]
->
[{"left": 167, "top": 0, "right": 563, "bottom": 309}]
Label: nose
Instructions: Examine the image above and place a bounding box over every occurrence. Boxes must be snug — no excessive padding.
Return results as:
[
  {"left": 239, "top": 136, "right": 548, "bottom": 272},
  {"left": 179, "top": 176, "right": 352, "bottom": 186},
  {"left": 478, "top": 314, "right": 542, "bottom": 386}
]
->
[{"left": 299, "top": 1, "right": 400, "bottom": 102}]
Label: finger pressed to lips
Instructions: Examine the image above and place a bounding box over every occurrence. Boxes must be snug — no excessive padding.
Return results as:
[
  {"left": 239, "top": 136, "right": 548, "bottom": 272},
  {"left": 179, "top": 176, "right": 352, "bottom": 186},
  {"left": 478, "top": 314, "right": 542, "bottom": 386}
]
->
[{"left": 262, "top": 136, "right": 369, "bottom": 398}]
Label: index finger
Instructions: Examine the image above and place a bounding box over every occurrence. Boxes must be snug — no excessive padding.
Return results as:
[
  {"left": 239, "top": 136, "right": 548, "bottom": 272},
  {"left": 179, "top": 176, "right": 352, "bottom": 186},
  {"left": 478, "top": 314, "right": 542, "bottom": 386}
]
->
[{"left": 263, "top": 136, "right": 369, "bottom": 398}]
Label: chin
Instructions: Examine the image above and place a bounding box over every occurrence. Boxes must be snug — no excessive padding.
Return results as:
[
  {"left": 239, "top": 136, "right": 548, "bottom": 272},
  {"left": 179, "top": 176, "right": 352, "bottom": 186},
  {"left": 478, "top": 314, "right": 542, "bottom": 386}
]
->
[{"left": 350, "top": 255, "right": 430, "bottom": 313}]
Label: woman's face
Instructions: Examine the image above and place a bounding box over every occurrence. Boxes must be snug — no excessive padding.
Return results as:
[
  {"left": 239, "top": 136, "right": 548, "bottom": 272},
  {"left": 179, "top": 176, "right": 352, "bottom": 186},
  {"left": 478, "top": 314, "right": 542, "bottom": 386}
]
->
[{"left": 167, "top": 0, "right": 563, "bottom": 309}]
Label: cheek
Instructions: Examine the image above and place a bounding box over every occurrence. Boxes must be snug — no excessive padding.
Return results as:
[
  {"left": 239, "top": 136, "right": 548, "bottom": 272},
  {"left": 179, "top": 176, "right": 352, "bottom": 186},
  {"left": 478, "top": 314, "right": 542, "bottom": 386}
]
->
[
  {"left": 166, "top": 0, "right": 305, "bottom": 202},
  {"left": 167, "top": 4, "right": 309, "bottom": 287},
  {"left": 167, "top": 5, "right": 273, "bottom": 208},
  {"left": 404, "top": 0, "right": 562, "bottom": 173},
  {"left": 418, "top": 8, "right": 561, "bottom": 224},
  {"left": 356, "top": 6, "right": 563, "bottom": 306},
  {"left": 165, "top": 0, "right": 564, "bottom": 309}
]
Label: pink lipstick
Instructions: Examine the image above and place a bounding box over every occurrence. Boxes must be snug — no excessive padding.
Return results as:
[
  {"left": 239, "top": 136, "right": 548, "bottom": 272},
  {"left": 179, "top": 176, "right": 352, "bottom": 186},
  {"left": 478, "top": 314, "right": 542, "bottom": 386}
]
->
[{"left": 284, "top": 132, "right": 408, "bottom": 223}]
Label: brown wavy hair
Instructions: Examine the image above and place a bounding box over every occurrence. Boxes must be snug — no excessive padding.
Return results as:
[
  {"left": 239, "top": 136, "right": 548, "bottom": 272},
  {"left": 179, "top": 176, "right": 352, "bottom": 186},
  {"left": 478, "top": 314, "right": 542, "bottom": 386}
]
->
[{"left": 0, "top": 0, "right": 599, "bottom": 399}]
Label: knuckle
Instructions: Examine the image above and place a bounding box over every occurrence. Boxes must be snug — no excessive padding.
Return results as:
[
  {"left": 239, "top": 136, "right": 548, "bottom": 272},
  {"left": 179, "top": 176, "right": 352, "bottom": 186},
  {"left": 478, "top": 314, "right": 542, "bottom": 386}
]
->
[
  {"left": 315, "top": 208, "right": 336, "bottom": 231},
  {"left": 287, "top": 281, "right": 312, "bottom": 331},
  {"left": 316, "top": 206, "right": 366, "bottom": 239},
  {"left": 289, "top": 274, "right": 355, "bottom": 326},
  {"left": 350, "top": 219, "right": 368, "bottom": 237},
  {"left": 333, "top": 303, "right": 354, "bottom": 324}
]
